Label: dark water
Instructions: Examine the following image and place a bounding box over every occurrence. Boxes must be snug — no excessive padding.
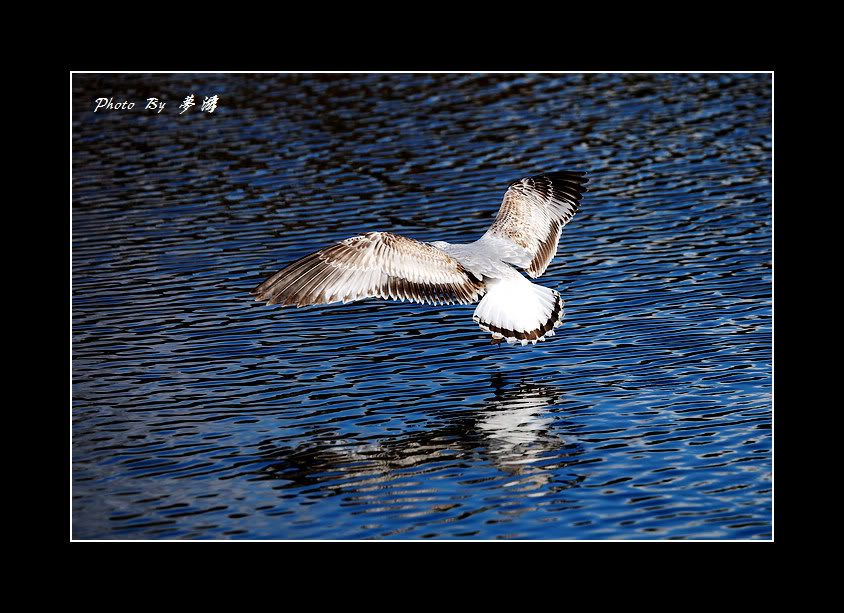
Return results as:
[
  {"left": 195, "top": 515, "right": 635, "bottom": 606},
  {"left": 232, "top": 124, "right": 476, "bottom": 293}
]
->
[{"left": 72, "top": 73, "right": 772, "bottom": 540}]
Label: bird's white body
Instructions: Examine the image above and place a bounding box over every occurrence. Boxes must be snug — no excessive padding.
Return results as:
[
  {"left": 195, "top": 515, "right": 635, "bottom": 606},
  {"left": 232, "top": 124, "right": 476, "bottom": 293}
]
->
[
  {"left": 431, "top": 239, "right": 564, "bottom": 345},
  {"left": 431, "top": 236, "right": 530, "bottom": 278}
]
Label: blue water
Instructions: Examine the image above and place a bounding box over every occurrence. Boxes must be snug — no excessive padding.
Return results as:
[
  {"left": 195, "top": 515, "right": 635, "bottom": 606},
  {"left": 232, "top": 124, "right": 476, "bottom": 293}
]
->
[{"left": 72, "top": 73, "right": 772, "bottom": 539}]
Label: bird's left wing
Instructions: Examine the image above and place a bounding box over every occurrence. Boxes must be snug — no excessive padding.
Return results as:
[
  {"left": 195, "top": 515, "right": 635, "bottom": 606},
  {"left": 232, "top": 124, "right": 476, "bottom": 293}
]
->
[
  {"left": 252, "top": 231, "right": 486, "bottom": 307},
  {"left": 479, "top": 171, "right": 588, "bottom": 278}
]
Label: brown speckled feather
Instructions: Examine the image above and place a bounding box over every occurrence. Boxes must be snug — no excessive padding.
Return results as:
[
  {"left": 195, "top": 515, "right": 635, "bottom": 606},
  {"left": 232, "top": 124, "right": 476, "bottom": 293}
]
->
[
  {"left": 252, "top": 231, "right": 486, "bottom": 307},
  {"left": 483, "top": 171, "right": 588, "bottom": 278}
]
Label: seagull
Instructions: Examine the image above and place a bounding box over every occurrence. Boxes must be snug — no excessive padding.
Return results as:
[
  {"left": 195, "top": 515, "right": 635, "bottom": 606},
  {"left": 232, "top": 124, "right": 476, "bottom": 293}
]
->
[{"left": 251, "top": 171, "right": 588, "bottom": 345}]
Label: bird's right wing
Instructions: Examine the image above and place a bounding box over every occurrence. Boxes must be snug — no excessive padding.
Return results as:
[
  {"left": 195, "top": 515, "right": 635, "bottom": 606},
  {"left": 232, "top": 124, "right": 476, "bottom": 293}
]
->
[
  {"left": 252, "top": 231, "right": 486, "bottom": 307},
  {"left": 479, "top": 171, "right": 588, "bottom": 278}
]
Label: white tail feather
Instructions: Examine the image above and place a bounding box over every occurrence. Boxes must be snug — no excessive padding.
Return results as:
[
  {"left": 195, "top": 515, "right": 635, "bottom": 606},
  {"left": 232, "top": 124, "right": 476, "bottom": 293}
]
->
[{"left": 472, "top": 275, "right": 565, "bottom": 345}]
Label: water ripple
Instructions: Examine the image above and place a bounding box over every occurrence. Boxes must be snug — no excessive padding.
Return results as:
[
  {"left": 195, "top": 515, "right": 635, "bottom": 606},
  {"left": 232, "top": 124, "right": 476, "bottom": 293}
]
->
[{"left": 73, "top": 73, "right": 772, "bottom": 539}]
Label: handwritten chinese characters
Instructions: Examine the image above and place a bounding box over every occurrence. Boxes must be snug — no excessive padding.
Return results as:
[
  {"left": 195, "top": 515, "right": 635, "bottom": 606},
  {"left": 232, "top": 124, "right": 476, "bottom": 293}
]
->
[
  {"left": 93, "top": 95, "right": 220, "bottom": 114},
  {"left": 178, "top": 94, "right": 195, "bottom": 114},
  {"left": 201, "top": 95, "right": 219, "bottom": 113}
]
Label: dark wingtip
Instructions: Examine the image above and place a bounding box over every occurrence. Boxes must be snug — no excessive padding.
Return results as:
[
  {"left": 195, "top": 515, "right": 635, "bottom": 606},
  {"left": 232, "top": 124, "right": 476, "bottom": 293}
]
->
[
  {"left": 508, "top": 169, "right": 590, "bottom": 187},
  {"left": 543, "top": 170, "right": 590, "bottom": 181}
]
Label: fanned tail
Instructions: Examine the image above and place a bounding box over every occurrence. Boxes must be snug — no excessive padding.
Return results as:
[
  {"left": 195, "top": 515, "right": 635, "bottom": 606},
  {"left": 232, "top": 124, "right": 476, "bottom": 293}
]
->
[{"left": 472, "top": 276, "right": 565, "bottom": 346}]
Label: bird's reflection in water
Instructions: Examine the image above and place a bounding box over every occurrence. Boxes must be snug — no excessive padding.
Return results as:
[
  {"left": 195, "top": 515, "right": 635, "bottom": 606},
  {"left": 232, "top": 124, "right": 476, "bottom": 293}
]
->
[
  {"left": 252, "top": 374, "right": 585, "bottom": 503},
  {"left": 478, "top": 375, "right": 561, "bottom": 470}
]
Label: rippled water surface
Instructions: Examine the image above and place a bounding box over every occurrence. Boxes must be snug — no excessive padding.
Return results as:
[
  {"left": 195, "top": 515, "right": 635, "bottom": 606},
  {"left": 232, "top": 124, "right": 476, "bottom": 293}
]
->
[{"left": 72, "top": 73, "right": 772, "bottom": 539}]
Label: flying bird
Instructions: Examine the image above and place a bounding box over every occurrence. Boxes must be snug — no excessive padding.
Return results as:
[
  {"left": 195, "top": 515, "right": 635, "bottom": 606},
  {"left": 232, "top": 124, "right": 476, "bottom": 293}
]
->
[{"left": 252, "top": 171, "right": 588, "bottom": 345}]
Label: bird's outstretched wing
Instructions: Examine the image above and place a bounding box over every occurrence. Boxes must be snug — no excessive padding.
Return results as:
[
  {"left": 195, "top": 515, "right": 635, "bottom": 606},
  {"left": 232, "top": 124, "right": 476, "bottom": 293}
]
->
[
  {"left": 252, "top": 231, "right": 486, "bottom": 307},
  {"left": 479, "top": 171, "right": 588, "bottom": 278}
]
